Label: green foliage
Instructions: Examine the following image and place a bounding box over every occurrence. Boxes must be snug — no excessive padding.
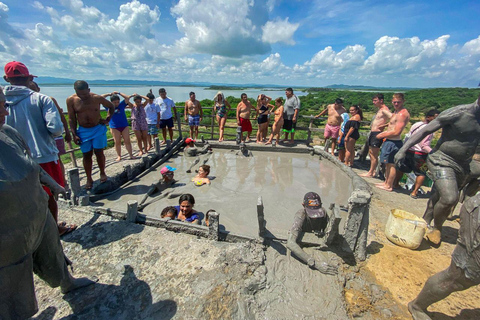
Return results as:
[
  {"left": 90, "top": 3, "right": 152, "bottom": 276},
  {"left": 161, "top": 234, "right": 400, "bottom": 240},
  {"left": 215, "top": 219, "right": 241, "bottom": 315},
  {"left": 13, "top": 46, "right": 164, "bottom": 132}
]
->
[{"left": 300, "top": 87, "right": 480, "bottom": 116}]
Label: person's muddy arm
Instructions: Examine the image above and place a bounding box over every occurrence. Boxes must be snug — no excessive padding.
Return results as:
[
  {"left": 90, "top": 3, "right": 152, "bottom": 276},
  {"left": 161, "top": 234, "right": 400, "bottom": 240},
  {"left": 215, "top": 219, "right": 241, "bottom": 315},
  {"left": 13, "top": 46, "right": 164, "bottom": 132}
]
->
[
  {"left": 287, "top": 230, "right": 311, "bottom": 264},
  {"left": 395, "top": 110, "right": 455, "bottom": 165},
  {"left": 39, "top": 167, "right": 66, "bottom": 199}
]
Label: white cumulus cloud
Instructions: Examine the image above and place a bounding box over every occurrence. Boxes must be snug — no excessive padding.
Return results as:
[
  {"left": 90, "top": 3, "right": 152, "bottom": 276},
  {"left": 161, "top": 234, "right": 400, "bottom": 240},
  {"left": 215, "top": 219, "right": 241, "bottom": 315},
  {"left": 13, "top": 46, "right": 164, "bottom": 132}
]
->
[{"left": 262, "top": 18, "right": 299, "bottom": 45}]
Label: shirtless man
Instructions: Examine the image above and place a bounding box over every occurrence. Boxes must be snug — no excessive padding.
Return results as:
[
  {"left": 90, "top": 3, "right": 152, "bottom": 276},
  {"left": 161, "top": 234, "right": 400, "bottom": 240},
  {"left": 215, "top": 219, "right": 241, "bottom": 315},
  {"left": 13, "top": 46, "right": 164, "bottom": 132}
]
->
[
  {"left": 236, "top": 93, "right": 253, "bottom": 142},
  {"left": 184, "top": 91, "right": 203, "bottom": 140},
  {"left": 375, "top": 93, "right": 410, "bottom": 192},
  {"left": 395, "top": 94, "right": 480, "bottom": 245},
  {"left": 360, "top": 94, "right": 392, "bottom": 178},
  {"left": 66, "top": 80, "right": 115, "bottom": 190},
  {"left": 315, "top": 98, "right": 346, "bottom": 155}
]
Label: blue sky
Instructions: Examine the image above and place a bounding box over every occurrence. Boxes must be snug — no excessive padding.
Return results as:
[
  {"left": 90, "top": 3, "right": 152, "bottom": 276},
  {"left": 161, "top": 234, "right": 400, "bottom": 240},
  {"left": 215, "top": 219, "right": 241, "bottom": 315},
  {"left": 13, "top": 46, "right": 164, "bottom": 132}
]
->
[{"left": 1, "top": 0, "right": 479, "bottom": 87}]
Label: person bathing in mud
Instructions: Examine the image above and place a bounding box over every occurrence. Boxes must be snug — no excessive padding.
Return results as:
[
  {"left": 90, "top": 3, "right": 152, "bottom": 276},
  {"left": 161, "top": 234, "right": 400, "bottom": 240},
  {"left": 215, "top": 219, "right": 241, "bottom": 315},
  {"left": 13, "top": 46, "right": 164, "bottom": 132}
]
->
[
  {"left": 160, "top": 206, "right": 177, "bottom": 219},
  {"left": 286, "top": 192, "right": 338, "bottom": 275},
  {"left": 175, "top": 194, "right": 201, "bottom": 224},
  {"left": 67, "top": 80, "right": 115, "bottom": 190},
  {"left": 138, "top": 165, "right": 177, "bottom": 210},
  {"left": 184, "top": 137, "right": 211, "bottom": 157},
  {"left": 192, "top": 164, "right": 211, "bottom": 186},
  {"left": 265, "top": 97, "right": 284, "bottom": 145}
]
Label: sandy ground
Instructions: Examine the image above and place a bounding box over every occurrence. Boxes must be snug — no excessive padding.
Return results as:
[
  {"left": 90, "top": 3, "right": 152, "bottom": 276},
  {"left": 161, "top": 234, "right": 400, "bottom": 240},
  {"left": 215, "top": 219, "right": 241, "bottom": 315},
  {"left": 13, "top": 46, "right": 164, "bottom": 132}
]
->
[{"left": 37, "top": 139, "right": 480, "bottom": 319}]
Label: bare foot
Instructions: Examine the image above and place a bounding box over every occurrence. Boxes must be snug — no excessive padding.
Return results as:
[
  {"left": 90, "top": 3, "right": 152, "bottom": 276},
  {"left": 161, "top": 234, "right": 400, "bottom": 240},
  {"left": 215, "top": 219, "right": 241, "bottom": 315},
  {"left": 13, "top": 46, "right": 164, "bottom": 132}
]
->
[
  {"left": 138, "top": 151, "right": 144, "bottom": 156},
  {"left": 161, "top": 140, "right": 166, "bottom": 145},
  {"left": 85, "top": 179, "right": 93, "bottom": 190},
  {"left": 375, "top": 184, "right": 392, "bottom": 192},
  {"left": 375, "top": 182, "right": 385, "bottom": 187},
  {"left": 408, "top": 301, "right": 432, "bottom": 320},
  {"left": 146, "top": 146, "right": 152, "bottom": 151},
  {"left": 256, "top": 141, "right": 263, "bottom": 144},
  {"left": 245, "top": 138, "right": 251, "bottom": 143},
  {"left": 360, "top": 172, "right": 374, "bottom": 178},
  {"left": 100, "top": 174, "right": 108, "bottom": 183},
  {"left": 115, "top": 156, "right": 122, "bottom": 162},
  {"left": 59, "top": 224, "right": 77, "bottom": 236},
  {"left": 129, "top": 155, "right": 138, "bottom": 160},
  {"left": 426, "top": 228, "right": 441, "bottom": 245},
  {"left": 265, "top": 141, "right": 272, "bottom": 145}
]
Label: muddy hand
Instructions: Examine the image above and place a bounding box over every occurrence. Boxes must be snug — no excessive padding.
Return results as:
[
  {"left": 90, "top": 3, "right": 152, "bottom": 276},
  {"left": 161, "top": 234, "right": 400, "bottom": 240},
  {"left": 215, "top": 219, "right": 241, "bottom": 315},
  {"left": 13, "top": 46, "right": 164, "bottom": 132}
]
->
[{"left": 314, "top": 261, "right": 338, "bottom": 275}]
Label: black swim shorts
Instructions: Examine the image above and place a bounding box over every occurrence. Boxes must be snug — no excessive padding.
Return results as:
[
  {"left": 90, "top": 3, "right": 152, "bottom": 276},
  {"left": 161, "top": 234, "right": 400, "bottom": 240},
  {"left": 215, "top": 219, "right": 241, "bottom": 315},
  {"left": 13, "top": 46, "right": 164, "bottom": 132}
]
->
[{"left": 368, "top": 131, "right": 383, "bottom": 148}]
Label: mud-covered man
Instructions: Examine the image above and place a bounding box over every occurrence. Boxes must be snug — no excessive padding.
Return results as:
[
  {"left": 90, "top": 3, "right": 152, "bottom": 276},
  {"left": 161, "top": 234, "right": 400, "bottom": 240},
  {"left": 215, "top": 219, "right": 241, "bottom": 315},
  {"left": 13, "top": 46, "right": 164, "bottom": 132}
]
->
[
  {"left": 0, "top": 90, "right": 95, "bottom": 319},
  {"left": 409, "top": 193, "right": 480, "bottom": 320},
  {"left": 286, "top": 192, "right": 338, "bottom": 275},
  {"left": 395, "top": 94, "right": 480, "bottom": 245},
  {"left": 67, "top": 80, "right": 115, "bottom": 189},
  {"left": 315, "top": 98, "right": 346, "bottom": 155}
]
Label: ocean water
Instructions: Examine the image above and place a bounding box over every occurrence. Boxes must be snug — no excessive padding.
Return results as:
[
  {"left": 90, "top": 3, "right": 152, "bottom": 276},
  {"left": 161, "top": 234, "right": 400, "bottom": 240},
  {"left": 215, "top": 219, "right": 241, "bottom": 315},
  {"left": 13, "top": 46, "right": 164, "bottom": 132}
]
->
[{"left": 37, "top": 85, "right": 307, "bottom": 111}]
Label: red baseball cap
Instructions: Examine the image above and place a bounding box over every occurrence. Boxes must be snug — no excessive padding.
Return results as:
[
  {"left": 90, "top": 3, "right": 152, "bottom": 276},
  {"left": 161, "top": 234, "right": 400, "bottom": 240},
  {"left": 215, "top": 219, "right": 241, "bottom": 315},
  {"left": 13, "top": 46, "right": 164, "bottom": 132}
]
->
[
  {"left": 185, "top": 138, "right": 195, "bottom": 144},
  {"left": 4, "top": 61, "right": 36, "bottom": 78}
]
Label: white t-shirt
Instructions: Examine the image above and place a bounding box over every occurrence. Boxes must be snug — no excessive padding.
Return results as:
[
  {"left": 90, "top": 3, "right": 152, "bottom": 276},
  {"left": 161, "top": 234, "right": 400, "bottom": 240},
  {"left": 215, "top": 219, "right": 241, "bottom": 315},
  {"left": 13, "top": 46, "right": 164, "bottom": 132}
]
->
[
  {"left": 154, "top": 97, "right": 176, "bottom": 120},
  {"left": 144, "top": 103, "right": 160, "bottom": 124}
]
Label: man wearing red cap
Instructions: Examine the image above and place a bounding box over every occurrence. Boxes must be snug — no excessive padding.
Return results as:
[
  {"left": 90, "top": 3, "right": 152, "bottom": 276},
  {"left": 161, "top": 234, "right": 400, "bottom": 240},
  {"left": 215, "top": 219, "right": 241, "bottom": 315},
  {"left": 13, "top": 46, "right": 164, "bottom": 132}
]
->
[
  {"left": 286, "top": 192, "right": 338, "bottom": 275},
  {"left": 3, "top": 61, "right": 74, "bottom": 235}
]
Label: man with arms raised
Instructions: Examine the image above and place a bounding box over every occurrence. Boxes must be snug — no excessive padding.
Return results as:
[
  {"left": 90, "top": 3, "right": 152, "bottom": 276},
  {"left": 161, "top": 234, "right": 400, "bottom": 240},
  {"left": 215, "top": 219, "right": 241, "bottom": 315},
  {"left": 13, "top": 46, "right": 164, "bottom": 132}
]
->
[
  {"left": 360, "top": 94, "right": 392, "bottom": 178},
  {"left": 315, "top": 98, "right": 346, "bottom": 155},
  {"left": 184, "top": 91, "right": 203, "bottom": 140},
  {"left": 282, "top": 87, "right": 301, "bottom": 144},
  {"left": 67, "top": 80, "right": 115, "bottom": 189},
  {"left": 395, "top": 94, "right": 480, "bottom": 245},
  {"left": 375, "top": 93, "right": 410, "bottom": 192},
  {"left": 236, "top": 93, "right": 253, "bottom": 142}
]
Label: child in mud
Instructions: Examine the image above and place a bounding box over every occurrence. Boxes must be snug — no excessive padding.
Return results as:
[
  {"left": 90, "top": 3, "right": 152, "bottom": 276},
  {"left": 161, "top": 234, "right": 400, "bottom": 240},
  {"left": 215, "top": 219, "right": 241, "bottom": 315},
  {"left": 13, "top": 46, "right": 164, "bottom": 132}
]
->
[
  {"left": 265, "top": 97, "right": 284, "bottom": 145},
  {"left": 192, "top": 165, "right": 211, "bottom": 186},
  {"left": 138, "top": 166, "right": 177, "bottom": 210},
  {"left": 160, "top": 206, "right": 177, "bottom": 219},
  {"left": 286, "top": 192, "right": 338, "bottom": 275}
]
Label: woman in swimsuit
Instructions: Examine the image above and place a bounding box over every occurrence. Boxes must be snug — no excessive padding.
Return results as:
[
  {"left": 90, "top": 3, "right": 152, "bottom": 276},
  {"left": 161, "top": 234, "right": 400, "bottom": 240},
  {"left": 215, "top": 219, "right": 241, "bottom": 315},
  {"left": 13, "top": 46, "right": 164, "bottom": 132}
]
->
[
  {"left": 175, "top": 194, "right": 201, "bottom": 224},
  {"left": 256, "top": 94, "right": 273, "bottom": 144},
  {"left": 101, "top": 91, "right": 136, "bottom": 162},
  {"left": 213, "top": 91, "right": 231, "bottom": 142},
  {"left": 265, "top": 97, "right": 284, "bottom": 145},
  {"left": 130, "top": 93, "right": 151, "bottom": 156},
  {"left": 344, "top": 105, "right": 363, "bottom": 167}
]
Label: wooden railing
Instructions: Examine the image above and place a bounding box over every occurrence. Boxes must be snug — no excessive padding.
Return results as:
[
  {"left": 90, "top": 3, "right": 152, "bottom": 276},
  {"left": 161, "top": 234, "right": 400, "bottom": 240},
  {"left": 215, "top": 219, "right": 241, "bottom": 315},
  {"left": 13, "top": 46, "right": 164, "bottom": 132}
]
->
[{"left": 62, "top": 108, "right": 371, "bottom": 167}]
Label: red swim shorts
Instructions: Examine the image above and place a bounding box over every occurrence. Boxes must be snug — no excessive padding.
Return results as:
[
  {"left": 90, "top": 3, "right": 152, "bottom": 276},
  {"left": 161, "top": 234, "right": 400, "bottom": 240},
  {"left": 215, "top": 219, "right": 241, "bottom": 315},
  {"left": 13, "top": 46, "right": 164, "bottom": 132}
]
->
[
  {"left": 39, "top": 160, "right": 65, "bottom": 196},
  {"left": 239, "top": 117, "right": 252, "bottom": 133}
]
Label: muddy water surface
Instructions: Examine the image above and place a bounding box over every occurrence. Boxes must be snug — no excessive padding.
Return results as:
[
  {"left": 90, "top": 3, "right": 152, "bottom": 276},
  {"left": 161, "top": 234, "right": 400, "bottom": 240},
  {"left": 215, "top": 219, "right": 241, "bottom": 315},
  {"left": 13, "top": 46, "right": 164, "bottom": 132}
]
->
[{"left": 99, "top": 149, "right": 353, "bottom": 238}]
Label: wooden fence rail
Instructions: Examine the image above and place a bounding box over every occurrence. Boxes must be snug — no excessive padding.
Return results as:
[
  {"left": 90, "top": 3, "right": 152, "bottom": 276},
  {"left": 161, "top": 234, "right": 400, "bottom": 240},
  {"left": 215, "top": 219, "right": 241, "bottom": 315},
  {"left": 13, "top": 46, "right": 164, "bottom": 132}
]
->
[{"left": 62, "top": 107, "right": 371, "bottom": 167}]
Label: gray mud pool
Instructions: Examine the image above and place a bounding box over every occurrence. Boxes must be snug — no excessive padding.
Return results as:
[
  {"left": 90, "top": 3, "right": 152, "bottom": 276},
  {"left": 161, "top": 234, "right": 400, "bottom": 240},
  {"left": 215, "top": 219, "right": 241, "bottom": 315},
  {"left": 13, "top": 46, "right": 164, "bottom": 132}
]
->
[{"left": 97, "top": 148, "right": 353, "bottom": 239}]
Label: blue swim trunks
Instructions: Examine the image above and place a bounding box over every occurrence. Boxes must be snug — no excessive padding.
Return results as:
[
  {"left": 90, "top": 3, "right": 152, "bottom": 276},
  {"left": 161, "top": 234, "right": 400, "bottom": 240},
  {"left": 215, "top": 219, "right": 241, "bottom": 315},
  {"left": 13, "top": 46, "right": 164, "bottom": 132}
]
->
[
  {"left": 77, "top": 124, "right": 107, "bottom": 153},
  {"left": 380, "top": 139, "right": 403, "bottom": 164},
  {"left": 148, "top": 124, "right": 158, "bottom": 135},
  {"left": 188, "top": 114, "right": 200, "bottom": 126}
]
